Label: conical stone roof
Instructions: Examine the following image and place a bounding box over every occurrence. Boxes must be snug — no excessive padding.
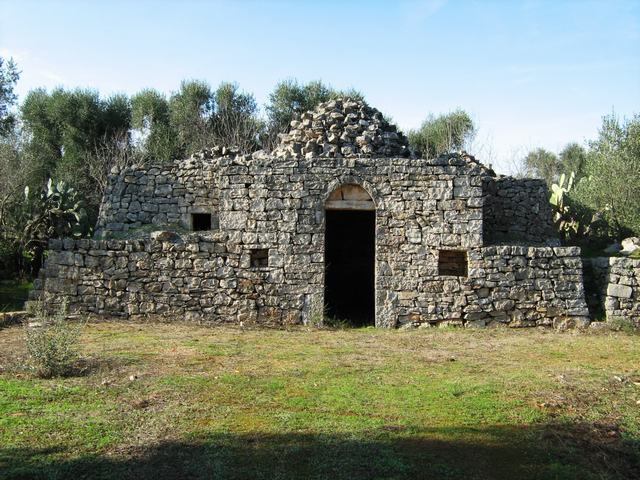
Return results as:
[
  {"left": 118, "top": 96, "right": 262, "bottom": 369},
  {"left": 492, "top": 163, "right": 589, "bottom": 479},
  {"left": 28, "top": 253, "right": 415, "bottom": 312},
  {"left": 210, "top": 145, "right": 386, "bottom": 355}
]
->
[{"left": 274, "top": 98, "right": 411, "bottom": 159}]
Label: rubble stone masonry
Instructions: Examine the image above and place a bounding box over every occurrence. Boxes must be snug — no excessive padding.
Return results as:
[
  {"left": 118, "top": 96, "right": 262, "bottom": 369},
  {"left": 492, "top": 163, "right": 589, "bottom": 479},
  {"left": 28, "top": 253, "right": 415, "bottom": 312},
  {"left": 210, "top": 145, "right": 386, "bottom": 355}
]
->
[{"left": 30, "top": 99, "right": 592, "bottom": 328}]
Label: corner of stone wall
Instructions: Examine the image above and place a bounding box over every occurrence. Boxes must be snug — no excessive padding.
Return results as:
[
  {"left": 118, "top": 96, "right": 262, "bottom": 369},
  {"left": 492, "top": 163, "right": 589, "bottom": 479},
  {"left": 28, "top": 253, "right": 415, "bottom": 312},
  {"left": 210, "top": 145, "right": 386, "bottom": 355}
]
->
[{"left": 582, "top": 256, "right": 640, "bottom": 328}]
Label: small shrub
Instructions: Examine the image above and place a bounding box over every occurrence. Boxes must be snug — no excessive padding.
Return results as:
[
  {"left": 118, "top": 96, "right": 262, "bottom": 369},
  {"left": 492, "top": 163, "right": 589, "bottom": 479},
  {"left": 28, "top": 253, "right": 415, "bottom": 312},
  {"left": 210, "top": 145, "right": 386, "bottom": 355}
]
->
[
  {"left": 607, "top": 316, "right": 639, "bottom": 335},
  {"left": 25, "top": 301, "right": 82, "bottom": 378}
]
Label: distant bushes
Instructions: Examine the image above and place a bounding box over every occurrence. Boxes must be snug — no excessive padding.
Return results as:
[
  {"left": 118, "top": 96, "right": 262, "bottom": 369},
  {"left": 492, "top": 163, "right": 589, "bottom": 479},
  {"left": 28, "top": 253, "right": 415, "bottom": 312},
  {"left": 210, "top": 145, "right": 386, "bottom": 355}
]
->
[{"left": 532, "top": 113, "right": 640, "bottom": 244}]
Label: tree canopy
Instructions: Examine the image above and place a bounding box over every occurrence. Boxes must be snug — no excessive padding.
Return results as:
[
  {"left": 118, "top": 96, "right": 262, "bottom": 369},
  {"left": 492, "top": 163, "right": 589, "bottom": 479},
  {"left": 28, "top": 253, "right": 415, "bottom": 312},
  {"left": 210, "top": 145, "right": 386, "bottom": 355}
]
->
[
  {"left": 572, "top": 113, "right": 640, "bottom": 238},
  {"left": 407, "top": 110, "right": 475, "bottom": 158},
  {"left": 20, "top": 88, "right": 131, "bottom": 207},
  {"left": 523, "top": 148, "right": 560, "bottom": 186},
  {"left": 0, "top": 57, "right": 20, "bottom": 137},
  {"left": 559, "top": 142, "right": 587, "bottom": 180}
]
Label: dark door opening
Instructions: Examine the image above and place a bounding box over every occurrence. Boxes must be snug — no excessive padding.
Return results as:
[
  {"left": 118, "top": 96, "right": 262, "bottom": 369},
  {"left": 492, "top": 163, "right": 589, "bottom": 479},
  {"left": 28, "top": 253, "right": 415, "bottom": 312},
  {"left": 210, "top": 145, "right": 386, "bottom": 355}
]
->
[{"left": 325, "top": 210, "right": 375, "bottom": 327}]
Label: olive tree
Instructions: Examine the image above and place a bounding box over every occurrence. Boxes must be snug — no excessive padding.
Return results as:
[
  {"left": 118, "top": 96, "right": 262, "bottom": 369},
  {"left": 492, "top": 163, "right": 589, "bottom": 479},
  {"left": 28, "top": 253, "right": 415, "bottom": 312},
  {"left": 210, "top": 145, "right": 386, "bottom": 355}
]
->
[
  {"left": 0, "top": 56, "right": 20, "bottom": 137},
  {"left": 211, "top": 82, "right": 263, "bottom": 153},
  {"left": 572, "top": 113, "right": 640, "bottom": 238},
  {"left": 523, "top": 148, "right": 560, "bottom": 186},
  {"left": 408, "top": 110, "right": 475, "bottom": 158},
  {"left": 559, "top": 142, "right": 587, "bottom": 180}
]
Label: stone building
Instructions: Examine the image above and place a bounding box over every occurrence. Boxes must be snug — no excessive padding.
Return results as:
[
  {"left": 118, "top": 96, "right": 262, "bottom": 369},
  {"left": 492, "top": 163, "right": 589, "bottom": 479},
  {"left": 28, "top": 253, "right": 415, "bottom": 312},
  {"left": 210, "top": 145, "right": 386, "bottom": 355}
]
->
[{"left": 30, "top": 99, "right": 591, "bottom": 328}]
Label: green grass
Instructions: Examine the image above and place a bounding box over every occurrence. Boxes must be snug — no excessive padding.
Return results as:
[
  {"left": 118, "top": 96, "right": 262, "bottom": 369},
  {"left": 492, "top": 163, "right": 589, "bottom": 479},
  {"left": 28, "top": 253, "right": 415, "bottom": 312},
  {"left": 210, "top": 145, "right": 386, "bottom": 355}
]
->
[
  {"left": 0, "top": 280, "right": 32, "bottom": 312},
  {"left": 1, "top": 322, "right": 639, "bottom": 479}
]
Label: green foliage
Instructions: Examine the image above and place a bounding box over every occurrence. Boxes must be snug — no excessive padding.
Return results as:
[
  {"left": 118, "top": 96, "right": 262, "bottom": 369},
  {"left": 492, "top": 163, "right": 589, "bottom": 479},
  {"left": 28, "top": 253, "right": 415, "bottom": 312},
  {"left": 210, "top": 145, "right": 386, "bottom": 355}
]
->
[
  {"left": 523, "top": 148, "right": 560, "bottom": 186},
  {"left": 571, "top": 113, "right": 640, "bottom": 239},
  {"left": 7, "top": 179, "right": 89, "bottom": 274},
  {"left": 0, "top": 279, "right": 32, "bottom": 311},
  {"left": 168, "top": 80, "right": 215, "bottom": 156},
  {"left": 25, "top": 301, "right": 82, "bottom": 378},
  {"left": 19, "top": 88, "right": 61, "bottom": 183},
  {"left": 131, "top": 88, "right": 177, "bottom": 162},
  {"left": 549, "top": 172, "right": 598, "bottom": 243},
  {"left": 133, "top": 81, "right": 263, "bottom": 161},
  {"left": 20, "top": 87, "right": 131, "bottom": 216},
  {"left": 214, "top": 82, "right": 256, "bottom": 117},
  {"left": 266, "top": 79, "right": 332, "bottom": 133},
  {"left": 607, "top": 316, "right": 639, "bottom": 334},
  {"left": 0, "top": 133, "right": 32, "bottom": 276},
  {"left": 131, "top": 88, "right": 170, "bottom": 129},
  {"left": 210, "top": 82, "right": 262, "bottom": 153},
  {"left": 0, "top": 56, "right": 20, "bottom": 137},
  {"left": 549, "top": 172, "right": 576, "bottom": 240},
  {"left": 1, "top": 126, "right": 92, "bottom": 276},
  {"left": 25, "top": 178, "right": 90, "bottom": 239},
  {"left": 407, "top": 110, "right": 475, "bottom": 158},
  {"left": 549, "top": 172, "right": 574, "bottom": 208},
  {"left": 559, "top": 142, "right": 587, "bottom": 180}
]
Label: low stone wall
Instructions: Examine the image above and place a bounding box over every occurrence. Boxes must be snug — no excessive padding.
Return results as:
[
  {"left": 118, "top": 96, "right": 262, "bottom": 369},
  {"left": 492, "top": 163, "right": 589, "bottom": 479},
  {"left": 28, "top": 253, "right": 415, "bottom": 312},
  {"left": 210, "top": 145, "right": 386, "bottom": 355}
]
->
[
  {"left": 483, "top": 176, "right": 558, "bottom": 246},
  {"left": 30, "top": 239, "right": 589, "bottom": 329},
  {"left": 397, "top": 245, "right": 588, "bottom": 329},
  {"left": 30, "top": 235, "right": 300, "bottom": 325},
  {"left": 583, "top": 257, "right": 640, "bottom": 327}
]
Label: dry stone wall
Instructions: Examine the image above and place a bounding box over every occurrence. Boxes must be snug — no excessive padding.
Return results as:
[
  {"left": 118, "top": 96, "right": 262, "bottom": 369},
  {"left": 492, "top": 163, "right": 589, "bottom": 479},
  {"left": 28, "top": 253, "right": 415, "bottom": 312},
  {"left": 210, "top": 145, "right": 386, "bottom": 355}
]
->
[
  {"left": 31, "top": 235, "right": 293, "bottom": 324},
  {"left": 483, "top": 176, "right": 558, "bottom": 246},
  {"left": 95, "top": 155, "right": 222, "bottom": 236},
  {"left": 30, "top": 96, "right": 588, "bottom": 329},
  {"left": 30, "top": 150, "right": 589, "bottom": 328},
  {"left": 397, "top": 245, "right": 588, "bottom": 328},
  {"left": 583, "top": 257, "right": 640, "bottom": 327},
  {"left": 468, "top": 246, "right": 587, "bottom": 328},
  {"left": 31, "top": 240, "right": 588, "bottom": 328}
]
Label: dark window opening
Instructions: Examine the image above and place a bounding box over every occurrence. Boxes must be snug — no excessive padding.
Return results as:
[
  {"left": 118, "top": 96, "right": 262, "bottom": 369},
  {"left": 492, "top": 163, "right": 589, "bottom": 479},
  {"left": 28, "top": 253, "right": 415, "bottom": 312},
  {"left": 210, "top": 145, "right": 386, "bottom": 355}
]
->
[
  {"left": 325, "top": 210, "right": 375, "bottom": 327},
  {"left": 250, "top": 249, "right": 269, "bottom": 268},
  {"left": 439, "top": 250, "right": 468, "bottom": 277},
  {"left": 191, "top": 213, "right": 212, "bottom": 231}
]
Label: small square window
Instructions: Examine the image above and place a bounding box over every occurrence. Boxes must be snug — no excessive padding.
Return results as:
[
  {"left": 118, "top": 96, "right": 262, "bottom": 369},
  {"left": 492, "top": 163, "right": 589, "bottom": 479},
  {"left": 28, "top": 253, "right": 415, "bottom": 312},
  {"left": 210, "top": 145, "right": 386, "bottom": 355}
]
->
[
  {"left": 438, "top": 250, "right": 468, "bottom": 277},
  {"left": 250, "top": 249, "right": 269, "bottom": 268},
  {"left": 191, "top": 213, "right": 212, "bottom": 231}
]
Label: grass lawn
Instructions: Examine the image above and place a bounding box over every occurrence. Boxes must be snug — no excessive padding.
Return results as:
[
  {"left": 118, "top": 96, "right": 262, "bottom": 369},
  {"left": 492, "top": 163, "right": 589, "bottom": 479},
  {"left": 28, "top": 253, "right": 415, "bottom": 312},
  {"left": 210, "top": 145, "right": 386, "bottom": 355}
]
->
[
  {"left": 0, "top": 280, "right": 32, "bottom": 312},
  {"left": 0, "top": 322, "right": 638, "bottom": 479}
]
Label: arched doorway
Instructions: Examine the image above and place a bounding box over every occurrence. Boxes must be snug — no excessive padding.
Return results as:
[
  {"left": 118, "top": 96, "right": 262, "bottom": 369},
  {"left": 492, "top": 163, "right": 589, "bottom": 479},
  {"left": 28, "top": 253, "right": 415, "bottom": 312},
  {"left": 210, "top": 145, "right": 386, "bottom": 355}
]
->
[{"left": 324, "top": 184, "right": 375, "bottom": 326}]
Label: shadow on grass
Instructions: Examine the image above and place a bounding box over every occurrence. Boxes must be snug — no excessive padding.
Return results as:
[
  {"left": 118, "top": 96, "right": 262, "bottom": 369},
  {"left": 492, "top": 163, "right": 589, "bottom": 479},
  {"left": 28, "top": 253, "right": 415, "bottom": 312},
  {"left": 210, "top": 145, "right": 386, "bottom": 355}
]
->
[{"left": 1, "top": 423, "right": 638, "bottom": 480}]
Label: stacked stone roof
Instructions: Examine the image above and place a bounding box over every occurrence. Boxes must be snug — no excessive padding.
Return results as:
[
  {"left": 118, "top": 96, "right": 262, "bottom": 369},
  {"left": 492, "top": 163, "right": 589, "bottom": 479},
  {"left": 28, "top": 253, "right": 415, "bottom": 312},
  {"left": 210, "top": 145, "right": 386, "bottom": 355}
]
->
[{"left": 274, "top": 98, "right": 411, "bottom": 159}]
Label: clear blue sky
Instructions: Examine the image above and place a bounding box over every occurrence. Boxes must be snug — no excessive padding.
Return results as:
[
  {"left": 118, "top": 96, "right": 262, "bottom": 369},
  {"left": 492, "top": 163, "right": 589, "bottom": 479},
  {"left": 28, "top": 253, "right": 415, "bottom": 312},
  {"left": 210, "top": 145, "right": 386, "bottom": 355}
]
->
[{"left": 1, "top": 0, "right": 638, "bottom": 173}]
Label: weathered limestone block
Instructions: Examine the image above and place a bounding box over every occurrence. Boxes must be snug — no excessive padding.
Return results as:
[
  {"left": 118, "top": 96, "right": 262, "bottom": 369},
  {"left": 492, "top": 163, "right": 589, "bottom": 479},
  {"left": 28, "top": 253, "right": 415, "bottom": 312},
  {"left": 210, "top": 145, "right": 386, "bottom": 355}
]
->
[{"left": 607, "top": 283, "right": 633, "bottom": 299}]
